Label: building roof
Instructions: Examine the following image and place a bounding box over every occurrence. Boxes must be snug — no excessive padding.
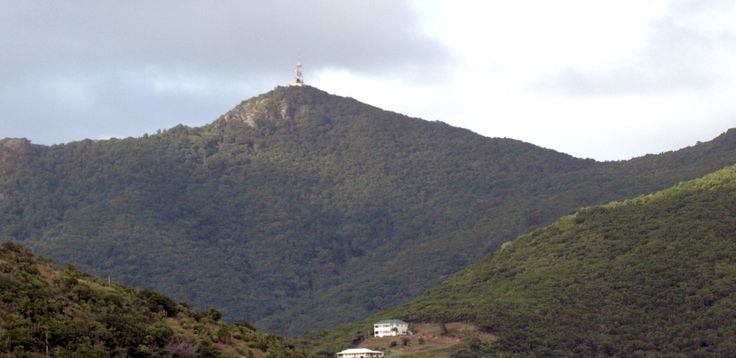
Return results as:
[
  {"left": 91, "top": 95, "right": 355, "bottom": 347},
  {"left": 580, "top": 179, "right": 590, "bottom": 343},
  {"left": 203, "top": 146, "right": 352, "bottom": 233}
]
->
[
  {"left": 374, "top": 319, "right": 408, "bottom": 325},
  {"left": 337, "top": 348, "right": 383, "bottom": 354}
]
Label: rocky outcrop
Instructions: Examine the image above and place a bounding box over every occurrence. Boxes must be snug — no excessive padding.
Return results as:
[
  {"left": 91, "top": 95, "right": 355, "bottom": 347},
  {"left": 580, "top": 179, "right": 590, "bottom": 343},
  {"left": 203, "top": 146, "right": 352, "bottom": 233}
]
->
[{"left": 218, "top": 86, "right": 319, "bottom": 127}]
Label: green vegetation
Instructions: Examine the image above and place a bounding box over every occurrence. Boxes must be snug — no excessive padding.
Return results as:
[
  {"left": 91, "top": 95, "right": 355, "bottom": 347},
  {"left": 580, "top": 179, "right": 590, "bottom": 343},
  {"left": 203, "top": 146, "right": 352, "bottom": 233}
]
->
[
  {"left": 0, "top": 242, "right": 309, "bottom": 357},
  {"left": 304, "top": 166, "right": 736, "bottom": 356},
  {"left": 359, "top": 322, "right": 493, "bottom": 358},
  {"left": 1, "top": 85, "right": 736, "bottom": 334}
]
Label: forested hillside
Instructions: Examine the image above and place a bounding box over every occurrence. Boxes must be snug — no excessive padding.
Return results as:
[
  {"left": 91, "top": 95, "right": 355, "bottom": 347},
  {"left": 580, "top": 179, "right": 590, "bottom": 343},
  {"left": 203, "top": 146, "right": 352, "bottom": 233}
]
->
[
  {"left": 305, "top": 166, "right": 736, "bottom": 356},
  {"left": 0, "top": 243, "right": 309, "bottom": 357},
  {"left": 1, "top": 85, "right": 736, "bottom": 334}
]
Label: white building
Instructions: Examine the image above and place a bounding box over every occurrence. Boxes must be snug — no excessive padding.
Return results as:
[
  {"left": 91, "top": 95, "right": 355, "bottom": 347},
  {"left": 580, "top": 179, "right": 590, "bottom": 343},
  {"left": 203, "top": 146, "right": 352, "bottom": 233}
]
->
[
  {"left": 373, "top": 319, "right": 409, "bottom": 337},
  {"left": 336, "top": 348, "right": 384, "bottom": 358}
]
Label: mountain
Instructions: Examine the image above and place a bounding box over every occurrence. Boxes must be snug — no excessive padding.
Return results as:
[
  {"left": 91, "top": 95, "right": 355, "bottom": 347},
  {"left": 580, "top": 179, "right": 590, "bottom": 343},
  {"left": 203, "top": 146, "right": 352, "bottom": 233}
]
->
[
  {"left": 0, "top": 242, "right": 309, "bottom": 357},
  {"left": 1, "top": 85, "right": 736, "bottom": 335},
  {"left": 304, "top": 166, "right": 736, "bottom": 357}
]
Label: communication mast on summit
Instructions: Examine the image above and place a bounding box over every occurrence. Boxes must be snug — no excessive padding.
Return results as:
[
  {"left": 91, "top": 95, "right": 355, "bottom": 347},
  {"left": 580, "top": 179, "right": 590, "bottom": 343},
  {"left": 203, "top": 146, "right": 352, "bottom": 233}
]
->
[{"left": 292, "top": 59, "right": 304, "bottom": 87}]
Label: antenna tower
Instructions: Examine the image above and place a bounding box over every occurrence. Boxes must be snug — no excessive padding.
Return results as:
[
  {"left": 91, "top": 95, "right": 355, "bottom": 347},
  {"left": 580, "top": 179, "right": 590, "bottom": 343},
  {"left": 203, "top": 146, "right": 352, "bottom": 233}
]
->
[{"left": 293, "top": 59, "right": 304, "bottom": 87}]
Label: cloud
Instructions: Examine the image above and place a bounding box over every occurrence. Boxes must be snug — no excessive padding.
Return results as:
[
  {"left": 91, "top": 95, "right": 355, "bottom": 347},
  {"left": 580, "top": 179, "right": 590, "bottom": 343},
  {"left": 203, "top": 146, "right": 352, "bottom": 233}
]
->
[
  {"left": 2, "top": 0, "right": 734, "bottom": 161},
  {"left": 313, "top": 0, "right": 736, "bottom": 161},
  {"left": 539, "top": 0, "right": 736, "bottom": 95},
  {"left": 0, "top": 1, "right": 448, "bottom": 143},
  {"left": 0, "top": 1, "right": 446, "bottom": 79}
]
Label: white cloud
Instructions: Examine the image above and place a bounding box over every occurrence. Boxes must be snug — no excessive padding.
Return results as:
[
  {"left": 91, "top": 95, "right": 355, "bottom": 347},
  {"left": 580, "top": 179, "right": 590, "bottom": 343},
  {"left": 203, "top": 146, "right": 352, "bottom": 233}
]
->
[{"left": 314, "top": 0, "right": 736, "bottom": 160}]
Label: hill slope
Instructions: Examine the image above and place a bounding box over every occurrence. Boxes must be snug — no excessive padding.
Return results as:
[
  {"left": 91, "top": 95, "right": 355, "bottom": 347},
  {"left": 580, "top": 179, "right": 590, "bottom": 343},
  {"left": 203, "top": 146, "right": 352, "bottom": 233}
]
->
[
  {"left": 2, "top": 85, "right": 736, "bottom": 334},
  {"left": 307, "top": 166, "right": 736, "bottom": 356},
  {"left": 0, "top": 242, "right": 309, "bottom": 357}
]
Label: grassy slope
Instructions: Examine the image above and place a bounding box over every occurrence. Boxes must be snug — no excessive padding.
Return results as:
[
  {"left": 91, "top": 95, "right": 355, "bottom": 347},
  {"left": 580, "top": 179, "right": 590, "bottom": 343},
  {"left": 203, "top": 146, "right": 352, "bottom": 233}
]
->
[
  {"left": 358, "top": 322, "right": 495, "bottom": 358},
  {"left": 302, "top": 166, "right": 736, "bottom": 357},
  {"left": 2, "top": 86, "right": 736, "bottom": 335},
  {"left": 0, "top": 243, "right": 310, "bottom": 357}
]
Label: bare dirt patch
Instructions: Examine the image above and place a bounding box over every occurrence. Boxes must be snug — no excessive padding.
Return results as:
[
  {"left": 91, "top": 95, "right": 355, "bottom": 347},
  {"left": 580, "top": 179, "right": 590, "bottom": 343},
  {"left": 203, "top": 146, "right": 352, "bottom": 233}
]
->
[{"left": 357, "top": 322, "right": 495, "bottom": 357}]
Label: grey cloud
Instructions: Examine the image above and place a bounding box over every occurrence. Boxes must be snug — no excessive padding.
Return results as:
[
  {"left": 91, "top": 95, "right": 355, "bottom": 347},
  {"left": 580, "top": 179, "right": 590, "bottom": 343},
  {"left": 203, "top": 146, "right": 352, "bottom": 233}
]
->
[
  {"left": 0, "top": 1, "right": 446, "bottom": 79},
  {"left": 0, "top": 1, "right": 449, "bottom": 144}
]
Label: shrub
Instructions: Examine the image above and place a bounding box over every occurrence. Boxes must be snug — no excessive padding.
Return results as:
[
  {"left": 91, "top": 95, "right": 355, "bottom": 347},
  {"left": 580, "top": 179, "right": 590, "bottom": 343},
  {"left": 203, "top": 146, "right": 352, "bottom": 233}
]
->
[
  {"left": 165, "top": 338, "right": 198, "bottom": 358},
  {"left": 140, "top": 289, "right": 179, "bottom": 317}
]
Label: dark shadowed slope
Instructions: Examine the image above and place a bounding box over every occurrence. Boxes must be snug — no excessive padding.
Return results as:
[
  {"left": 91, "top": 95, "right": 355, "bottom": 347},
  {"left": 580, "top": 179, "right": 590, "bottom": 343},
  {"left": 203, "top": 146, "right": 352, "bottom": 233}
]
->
[{"left": 1, "top": 85, "right": 736, "bottom": 334}]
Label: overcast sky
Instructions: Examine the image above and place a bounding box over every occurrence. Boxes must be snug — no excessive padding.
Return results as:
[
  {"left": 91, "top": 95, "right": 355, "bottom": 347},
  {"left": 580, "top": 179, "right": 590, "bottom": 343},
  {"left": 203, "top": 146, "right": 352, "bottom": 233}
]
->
[{"left": 1, "top": 0, "right": 735, "bottom": 160}]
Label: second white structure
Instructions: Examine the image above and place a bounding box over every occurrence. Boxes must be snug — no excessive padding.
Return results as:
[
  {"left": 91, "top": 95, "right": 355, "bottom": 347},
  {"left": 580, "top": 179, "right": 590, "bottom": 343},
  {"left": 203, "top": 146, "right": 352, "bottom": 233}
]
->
[{"left": 373, "top": 319, "right": 409, "bottom": 337}]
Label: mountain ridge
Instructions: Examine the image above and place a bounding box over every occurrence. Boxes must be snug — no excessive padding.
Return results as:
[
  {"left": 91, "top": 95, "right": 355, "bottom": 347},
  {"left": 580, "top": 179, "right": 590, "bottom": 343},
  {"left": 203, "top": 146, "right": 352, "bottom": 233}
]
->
[{"left": 2, "top": 86, "right": 736, "bottom": 335}]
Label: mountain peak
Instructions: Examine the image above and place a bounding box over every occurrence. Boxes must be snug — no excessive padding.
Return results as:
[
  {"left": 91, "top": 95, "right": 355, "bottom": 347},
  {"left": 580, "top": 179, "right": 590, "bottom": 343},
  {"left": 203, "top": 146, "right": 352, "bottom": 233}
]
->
[{"left": 215, "top": 85, "right": 368, "bottom": 128}]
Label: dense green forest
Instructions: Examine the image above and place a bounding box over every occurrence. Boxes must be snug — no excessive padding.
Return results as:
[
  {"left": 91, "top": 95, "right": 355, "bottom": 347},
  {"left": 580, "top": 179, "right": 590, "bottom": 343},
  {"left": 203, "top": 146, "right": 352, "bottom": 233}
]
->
[
  {"left": 303, "top": 166, "right": 736, "bottom": 357},
  {"left": 0, "top": 242, "right": 309, "bottom": 357},
  {"left": 1, "top": 85, "right": 736, "bottom": 334}
]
